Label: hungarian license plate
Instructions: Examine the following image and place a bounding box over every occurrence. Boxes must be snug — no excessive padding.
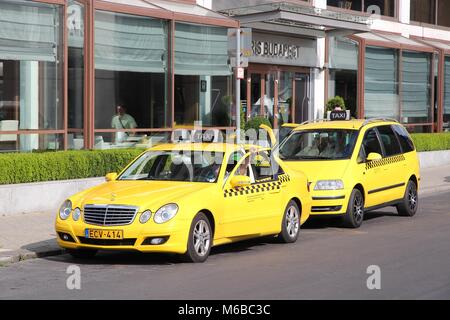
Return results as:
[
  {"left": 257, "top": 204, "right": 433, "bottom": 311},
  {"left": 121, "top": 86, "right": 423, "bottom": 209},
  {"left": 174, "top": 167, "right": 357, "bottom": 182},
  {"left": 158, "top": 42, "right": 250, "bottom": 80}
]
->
[{"left": 85, "top": 228, "right": 123, "bottom": 239}]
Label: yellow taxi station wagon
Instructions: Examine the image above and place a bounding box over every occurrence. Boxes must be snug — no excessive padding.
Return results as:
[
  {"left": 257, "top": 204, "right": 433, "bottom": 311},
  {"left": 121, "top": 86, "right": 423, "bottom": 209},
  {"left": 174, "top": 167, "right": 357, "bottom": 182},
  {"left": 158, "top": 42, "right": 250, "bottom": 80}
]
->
[
  {"left": 276, "top": 118, "right": 420, "bottom": 228},
  {"left": 55, "top": 143, "right": 311, "bottom": 262}
]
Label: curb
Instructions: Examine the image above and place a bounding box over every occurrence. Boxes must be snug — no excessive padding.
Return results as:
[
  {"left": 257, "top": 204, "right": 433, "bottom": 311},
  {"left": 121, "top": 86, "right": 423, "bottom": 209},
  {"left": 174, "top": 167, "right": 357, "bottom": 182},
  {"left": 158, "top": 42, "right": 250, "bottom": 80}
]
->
[
  {"left": 0, "top": 246, "right": 64, "bottom": 267},
  {"left": 419, "top": 186, "right": 450, "bottom": 196}
]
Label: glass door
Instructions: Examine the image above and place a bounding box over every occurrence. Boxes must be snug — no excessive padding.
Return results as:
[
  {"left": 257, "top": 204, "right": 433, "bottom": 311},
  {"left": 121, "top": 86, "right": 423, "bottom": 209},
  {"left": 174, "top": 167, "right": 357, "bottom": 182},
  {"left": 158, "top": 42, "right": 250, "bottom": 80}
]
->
[{"left": 294, "top": 73, "right": 310, "bottom": 123}]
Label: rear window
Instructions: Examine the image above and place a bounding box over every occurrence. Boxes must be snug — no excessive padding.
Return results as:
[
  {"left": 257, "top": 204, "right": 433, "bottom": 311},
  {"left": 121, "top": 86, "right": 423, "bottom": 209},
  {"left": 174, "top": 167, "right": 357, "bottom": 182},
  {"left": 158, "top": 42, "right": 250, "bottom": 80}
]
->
[
  {"left": 377, "top": 125, "right": 402, "bottom": 157},
  {"left": 392, "top": 125, "right": 415, "bottom": 153}
]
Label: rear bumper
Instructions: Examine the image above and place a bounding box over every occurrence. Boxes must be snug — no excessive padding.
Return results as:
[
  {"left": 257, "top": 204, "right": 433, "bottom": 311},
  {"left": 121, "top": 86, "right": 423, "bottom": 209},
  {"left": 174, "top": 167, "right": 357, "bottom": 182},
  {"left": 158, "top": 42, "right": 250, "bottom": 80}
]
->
[{"left": 55, "top": 218, "right": 189, "bottom": 254}]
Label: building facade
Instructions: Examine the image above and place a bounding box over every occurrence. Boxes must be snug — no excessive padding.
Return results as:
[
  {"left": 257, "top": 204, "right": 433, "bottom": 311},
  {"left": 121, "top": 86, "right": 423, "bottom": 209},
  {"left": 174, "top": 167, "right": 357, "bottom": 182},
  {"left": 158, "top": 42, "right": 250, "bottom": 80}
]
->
[
  {"left": 214, "top": 0, "right": 450, "bottom": 134},
  {"left": 0, "top": 0, "right": 237, "bottom": 152},
  {"left": 1, "top": 0, "right": 450, "bottom": 152}
]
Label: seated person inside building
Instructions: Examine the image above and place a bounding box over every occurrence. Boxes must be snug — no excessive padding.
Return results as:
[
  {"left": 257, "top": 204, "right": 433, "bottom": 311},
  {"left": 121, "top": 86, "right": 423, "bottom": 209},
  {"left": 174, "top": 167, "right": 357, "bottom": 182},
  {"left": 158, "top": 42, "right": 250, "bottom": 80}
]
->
[{"left": 111, "top": 105, "right": 137, "bottom": 143}]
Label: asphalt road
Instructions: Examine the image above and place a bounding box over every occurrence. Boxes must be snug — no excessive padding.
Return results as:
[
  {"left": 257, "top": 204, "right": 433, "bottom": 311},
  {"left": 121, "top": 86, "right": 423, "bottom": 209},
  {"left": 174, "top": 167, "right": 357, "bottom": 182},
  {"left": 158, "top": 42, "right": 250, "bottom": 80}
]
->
[{"left": 1, "top": 191, "right": 450, "bottom": 300}]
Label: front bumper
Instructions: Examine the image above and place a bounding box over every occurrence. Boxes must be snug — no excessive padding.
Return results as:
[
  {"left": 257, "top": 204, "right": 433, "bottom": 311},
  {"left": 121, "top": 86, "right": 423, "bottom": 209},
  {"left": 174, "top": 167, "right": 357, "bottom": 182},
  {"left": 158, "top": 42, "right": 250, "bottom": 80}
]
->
[
  {"left": 55, "top": 217, "right": 189, "bottom": 254},
  {"left": 309, "top": 189, "right": 351, "bottom": 215}
]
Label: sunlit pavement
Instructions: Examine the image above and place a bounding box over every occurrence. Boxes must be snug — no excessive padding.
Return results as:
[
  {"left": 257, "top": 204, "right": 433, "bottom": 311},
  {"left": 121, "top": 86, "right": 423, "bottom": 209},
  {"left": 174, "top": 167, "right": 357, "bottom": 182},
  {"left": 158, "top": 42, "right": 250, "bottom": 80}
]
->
[{"left": 0, "top": 191, "right": 449, "bottom": 300}]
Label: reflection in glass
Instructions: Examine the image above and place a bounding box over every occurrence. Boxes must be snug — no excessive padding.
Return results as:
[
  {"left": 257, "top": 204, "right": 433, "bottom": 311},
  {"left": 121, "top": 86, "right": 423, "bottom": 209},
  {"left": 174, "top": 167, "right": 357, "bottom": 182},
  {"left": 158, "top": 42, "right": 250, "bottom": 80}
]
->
[
  {"left": 0, "top": 1, "right": 63, "bottom": 142},
  {"left": 364, "top": 47, "right": 399, "bottom": 119},
  {"left": 67, "top": 1, "right": 85, "bottom": 150},
  {"left": 401, "top": 51, "right": 431, "bottom": 124},
  {"left": 0, "top": 134, "right": 63, "bottom": 152},
  {"left": 444, "top": 57, "right": 450, "bottom": 131},
  {"left": 94, "top": 10, "right": 169, "bottom": 137},
  {"left": 410, "top": 0, "right": 436, "bottom": 24},
  {"left": 174, "top": 23, "right": 232, "bottom": 127}
]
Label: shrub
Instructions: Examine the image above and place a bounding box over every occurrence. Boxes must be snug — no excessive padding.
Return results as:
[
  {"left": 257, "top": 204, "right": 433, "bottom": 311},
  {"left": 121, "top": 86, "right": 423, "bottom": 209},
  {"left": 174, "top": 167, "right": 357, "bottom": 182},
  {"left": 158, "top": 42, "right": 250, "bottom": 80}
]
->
[
  {"left": 244, "top": 116, "right": 272, "bottom": 131},
  {"left": 325, "top": 96, "right": 346, "bottom": 115},
  {"left": 411, "top": 133, "right": 450, "bottom": 152},
  {"left": 0, "top": 149, "right": 143, "bottom": 185}
]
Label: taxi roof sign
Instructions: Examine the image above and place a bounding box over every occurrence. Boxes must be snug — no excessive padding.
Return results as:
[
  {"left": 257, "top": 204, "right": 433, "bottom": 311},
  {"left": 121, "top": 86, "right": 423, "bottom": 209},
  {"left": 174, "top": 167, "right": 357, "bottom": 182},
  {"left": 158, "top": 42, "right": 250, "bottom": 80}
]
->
[{"left": 327, "top": 110, "right": 351, "bottom": 121}]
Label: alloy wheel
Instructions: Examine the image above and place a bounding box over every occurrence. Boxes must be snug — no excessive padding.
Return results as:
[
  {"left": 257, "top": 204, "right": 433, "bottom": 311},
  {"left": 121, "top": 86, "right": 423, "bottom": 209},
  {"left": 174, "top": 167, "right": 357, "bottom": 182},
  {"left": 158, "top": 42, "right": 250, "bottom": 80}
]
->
[
  {"left": 353, "top": 192, "right": 364, "bottom": 224},
  {"left": 193, "top": 220, "right": 211, "bottom": 257},
  {"left": 286, "top": 205, "right": 300, "bottom": 238},
  {"left": 408, "top": 185, "right": 418, "bottom": 212}
]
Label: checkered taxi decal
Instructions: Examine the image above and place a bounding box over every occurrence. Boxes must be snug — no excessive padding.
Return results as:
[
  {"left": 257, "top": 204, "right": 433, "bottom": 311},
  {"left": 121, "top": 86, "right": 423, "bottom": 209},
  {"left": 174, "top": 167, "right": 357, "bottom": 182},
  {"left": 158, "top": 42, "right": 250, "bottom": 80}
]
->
[
  {"left": 224, "top": 174, "right": 291, "bottom": 198},
  {"left": 365, "top": 154, "right": 405, "bottom": 170}
]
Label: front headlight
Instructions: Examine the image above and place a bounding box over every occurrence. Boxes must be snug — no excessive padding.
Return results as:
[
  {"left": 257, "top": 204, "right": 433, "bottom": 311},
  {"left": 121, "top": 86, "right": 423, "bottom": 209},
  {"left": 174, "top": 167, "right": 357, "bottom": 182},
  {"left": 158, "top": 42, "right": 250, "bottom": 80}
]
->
[
  {"left": 153, "top": 204, "right": 178, "bottom": 224},
  {"left": 72, "top": 207, "right": 81, "bottom": 221},
  {"left": 139, "top": 210, "right": 152, "bottom": 224},
  {"left": 59, "top": 200, "right": 72, "bottom": 220},
  {"left": 314, "top": 180, "right": 344, "bottom": 190}
]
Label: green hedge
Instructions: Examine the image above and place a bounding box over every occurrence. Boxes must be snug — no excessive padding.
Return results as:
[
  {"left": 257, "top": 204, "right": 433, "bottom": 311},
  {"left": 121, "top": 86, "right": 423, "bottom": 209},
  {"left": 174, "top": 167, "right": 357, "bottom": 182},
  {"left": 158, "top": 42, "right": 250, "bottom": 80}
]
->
[
  {"left": 411, "top": 133, "right": 450, "bottom": 152},
  {"left": 1, "top": 133, "right": 449, "bottom": 185},
  {"left": 0, "top": 149, "right": 143, "bottom": 185}
]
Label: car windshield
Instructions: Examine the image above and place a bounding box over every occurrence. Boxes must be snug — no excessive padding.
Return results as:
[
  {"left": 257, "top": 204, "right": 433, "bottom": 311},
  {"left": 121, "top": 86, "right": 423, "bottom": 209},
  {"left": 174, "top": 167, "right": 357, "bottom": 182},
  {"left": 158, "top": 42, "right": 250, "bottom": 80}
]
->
[
  {"left": 279, "top": 127, "right": 295, "bottom": 143},
  {"left": 278, "top": 129, "right": 359, "bottom": 161},
  {"left": 119, "top": 150, "right": 224, "bottom": 183}
]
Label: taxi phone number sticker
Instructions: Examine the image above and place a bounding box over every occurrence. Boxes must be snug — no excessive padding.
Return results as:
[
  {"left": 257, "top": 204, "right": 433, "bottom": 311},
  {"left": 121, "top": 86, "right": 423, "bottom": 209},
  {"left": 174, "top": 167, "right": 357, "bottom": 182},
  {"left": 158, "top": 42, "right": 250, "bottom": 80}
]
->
[{"left": 85, "top": 228, "right": 123, "bottom": 239}]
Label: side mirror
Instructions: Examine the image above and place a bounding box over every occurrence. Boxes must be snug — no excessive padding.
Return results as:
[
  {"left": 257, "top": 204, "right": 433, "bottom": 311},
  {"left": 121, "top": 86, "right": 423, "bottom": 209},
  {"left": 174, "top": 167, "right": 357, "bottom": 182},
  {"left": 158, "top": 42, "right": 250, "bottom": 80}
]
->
[
  {"left": 366, "top": 153, "right": 382, "bottom": 162},
  {"left": 105, "top": 172, "right": 118, "bottom": 182},
  {"left": 230, "top": 175, "right": 251, "bottom": 189}
]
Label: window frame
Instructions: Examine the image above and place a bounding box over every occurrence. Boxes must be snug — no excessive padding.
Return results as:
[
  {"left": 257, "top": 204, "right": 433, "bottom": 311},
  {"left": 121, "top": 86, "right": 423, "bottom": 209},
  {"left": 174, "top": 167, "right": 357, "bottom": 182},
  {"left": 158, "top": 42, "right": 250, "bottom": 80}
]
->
[
  {"left": 376, "top": 125, "right": 403, "bottom": 157},
  {"left": 359, "top": 127, "right": 385, "bottom": 161}
]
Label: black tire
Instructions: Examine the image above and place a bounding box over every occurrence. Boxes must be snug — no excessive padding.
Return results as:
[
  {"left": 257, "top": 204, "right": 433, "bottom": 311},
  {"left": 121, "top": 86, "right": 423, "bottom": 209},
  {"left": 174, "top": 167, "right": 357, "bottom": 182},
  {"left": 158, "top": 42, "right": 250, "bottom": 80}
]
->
[
  {"left": 181, "top": 212, "right": 212, "bottom": 263},
  {"left": 396, "top": 180, "right": 418, "bottom": 217},
  {"left": 278, "top": 200, "right": 301, "bottom": 243},
  {"left": 342, "top": 188, "right": 364, "bottom": 228},
  {"left": 66, "top": 248, "right": 97, "bottom": 259}
]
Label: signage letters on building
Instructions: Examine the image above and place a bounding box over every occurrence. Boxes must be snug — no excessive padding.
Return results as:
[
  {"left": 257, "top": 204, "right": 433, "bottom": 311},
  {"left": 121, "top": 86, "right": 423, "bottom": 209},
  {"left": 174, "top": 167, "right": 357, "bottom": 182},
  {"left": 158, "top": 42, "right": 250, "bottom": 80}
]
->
[{"left": 252, "top": 40, "right": 300, "bottom": 60}]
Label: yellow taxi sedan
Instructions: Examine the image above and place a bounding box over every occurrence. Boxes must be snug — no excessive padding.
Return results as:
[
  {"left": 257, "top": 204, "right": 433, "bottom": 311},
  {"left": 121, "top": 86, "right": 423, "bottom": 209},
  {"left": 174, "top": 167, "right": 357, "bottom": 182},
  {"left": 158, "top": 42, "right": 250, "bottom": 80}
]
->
[
  {"left": 276, "top": 118, "right": 420, "bottom": 228},
  {"left": 55, "top": 143, "right": 311, "bottom": 262}
]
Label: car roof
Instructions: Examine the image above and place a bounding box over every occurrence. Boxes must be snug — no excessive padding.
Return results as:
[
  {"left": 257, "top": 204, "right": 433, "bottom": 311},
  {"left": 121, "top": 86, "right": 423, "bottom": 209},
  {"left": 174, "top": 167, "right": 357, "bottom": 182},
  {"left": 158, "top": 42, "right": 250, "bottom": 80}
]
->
[
  {"left": 281, "top": 123, "right": 300, "bottom": 128},
  {"left": 292, "top": 119, "right": 399, "bottom": 131},
  {"left": 148, "top": 143, "right": 267, "bottom": 153}
]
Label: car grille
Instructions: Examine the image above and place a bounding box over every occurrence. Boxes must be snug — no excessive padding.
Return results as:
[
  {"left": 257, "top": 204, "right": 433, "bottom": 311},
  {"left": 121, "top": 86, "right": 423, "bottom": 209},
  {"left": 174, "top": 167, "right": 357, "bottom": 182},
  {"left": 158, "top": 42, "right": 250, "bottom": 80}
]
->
[{"left": 83, "top": 205, "right": 138, "bottom": 226}]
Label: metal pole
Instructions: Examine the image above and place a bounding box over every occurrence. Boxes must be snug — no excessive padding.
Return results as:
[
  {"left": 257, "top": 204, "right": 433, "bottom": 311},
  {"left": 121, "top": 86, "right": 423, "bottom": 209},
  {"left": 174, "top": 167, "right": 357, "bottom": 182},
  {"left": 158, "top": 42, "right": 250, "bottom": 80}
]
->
[{"left": 235, "top": 28, "right": 241, "bottom": 143}]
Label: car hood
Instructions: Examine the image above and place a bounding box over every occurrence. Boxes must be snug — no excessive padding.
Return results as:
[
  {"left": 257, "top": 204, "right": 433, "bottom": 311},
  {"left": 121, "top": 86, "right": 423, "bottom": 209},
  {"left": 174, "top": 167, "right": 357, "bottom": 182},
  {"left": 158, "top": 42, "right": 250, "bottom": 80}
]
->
[
  {"left": 282, "top": 160, "right": 351, "bottom": 182},
  {"left": 76, "top": 180, "right": 213, "bottom": 211}
]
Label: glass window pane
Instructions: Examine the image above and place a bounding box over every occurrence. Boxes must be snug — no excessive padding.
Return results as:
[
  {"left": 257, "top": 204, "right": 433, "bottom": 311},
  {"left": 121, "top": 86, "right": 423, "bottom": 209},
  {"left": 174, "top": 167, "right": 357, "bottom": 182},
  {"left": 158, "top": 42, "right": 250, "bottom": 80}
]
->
[
  {"left": 362, "top": 129, "right": 383, "bottom": 156},
  {"left": 444, "top": 56, "right": 450, "bottom": 131},
  {"left": 174, "top": 23, "right": 232, "bottom": 127},
  {"left": 401, "top": 51, "right": 431, "bottom": 123},
  {"left": 410, "top": 0, "right": 436, "bottom": 24},
  {"left": 364, "top": 0, "right": 395, "bottom": 17},
  {"left": 329, "top": 36, "right": 358, "bottom": 71},
  {"left": 278, "top": 71, "right": 294, "bottom": 124},
  {"left": 437, "top": 0, "right": 450, "bottom": 28},
  {"left": 0, "top": 133, "right": 63, "bottom": 152},
  {"left": 392, "top": 124, "right": 415, "bottom": 153},
  {"left": 0, "top": 1, "right": 63, "bottom": 131},
  {"left": 364, "top": 46, "right": 399, "bottom": 119},
  {"left": 377, "top": 125, "right": 402, "bottom": 156},
  {"left": 327, "top": 0, "right": 362, "bottom": 11},
  {"left": 67, "top": 1, "right": 84, "bottom": 131},
  {"left": 94, "top": 11, "right": 169, "bottom": 132},
  {"left": 93, "top": 131, "right": 170, "bottom": 149}
]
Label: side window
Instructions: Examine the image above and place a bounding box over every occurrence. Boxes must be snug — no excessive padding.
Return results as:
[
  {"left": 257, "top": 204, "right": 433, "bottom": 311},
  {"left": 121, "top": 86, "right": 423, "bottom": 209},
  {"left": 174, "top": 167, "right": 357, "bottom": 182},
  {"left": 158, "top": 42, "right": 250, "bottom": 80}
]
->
[
  {"left": 361, "top": 128, "right": 383, "bottom": 157},
  {"left": 251, "top": 151, "right": 276, "bottom": 182},
  {"left": 392, "top": 125, "right": 415, "bottom": 153},
  {"left": 224, "top": 151, "right": 244, "bottom": 183},
  {"left": 233, "top": 154, "right": 255, "bottom": 183},
  {"left": 377, "top": 125, "right": 402, "bottom": 157}
]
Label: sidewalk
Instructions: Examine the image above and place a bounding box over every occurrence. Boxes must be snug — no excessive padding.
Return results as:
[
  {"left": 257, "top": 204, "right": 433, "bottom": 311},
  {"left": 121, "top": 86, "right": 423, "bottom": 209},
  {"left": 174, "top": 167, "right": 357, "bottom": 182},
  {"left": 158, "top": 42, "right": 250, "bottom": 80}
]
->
[{"left": 1, "top": 164, "right": 449, "bottom": 266}]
